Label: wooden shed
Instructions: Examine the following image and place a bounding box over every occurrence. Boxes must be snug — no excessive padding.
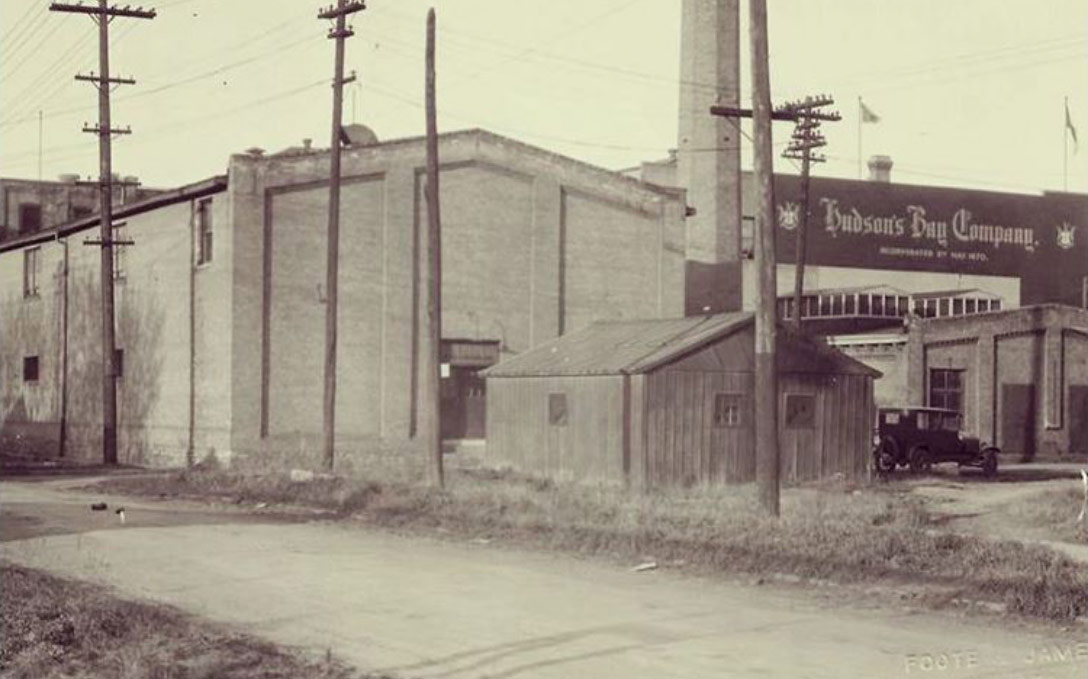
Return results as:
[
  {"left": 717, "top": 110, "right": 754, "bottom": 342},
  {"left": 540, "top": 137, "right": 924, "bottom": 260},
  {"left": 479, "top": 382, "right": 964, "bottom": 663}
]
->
[{"left": 481, "top": 313, "right": 881, "bottom": 487}]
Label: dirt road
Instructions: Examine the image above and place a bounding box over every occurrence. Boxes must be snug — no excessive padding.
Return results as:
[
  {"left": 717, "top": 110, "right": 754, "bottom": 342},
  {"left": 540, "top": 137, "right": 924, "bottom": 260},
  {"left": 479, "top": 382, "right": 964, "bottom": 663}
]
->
[{"left": 2, "top": 478, "right": 1084, "bottom": 679}]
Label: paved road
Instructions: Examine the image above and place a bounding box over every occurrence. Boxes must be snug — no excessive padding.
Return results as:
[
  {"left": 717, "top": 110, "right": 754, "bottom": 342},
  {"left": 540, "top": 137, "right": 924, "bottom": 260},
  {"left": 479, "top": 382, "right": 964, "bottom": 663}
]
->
[{"left": 2, "top": 478, "right": 1085, "bottom": 679}]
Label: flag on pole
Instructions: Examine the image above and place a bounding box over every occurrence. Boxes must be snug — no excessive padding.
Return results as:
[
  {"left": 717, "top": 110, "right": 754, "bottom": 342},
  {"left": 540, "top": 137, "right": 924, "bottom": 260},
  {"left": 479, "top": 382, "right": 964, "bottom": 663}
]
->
[
  {"left": 1066, "top": 100, "right": 1079, "bottom": 152},
  {"left": 860, "top": 100, "right": 880, "bottom": 124}
]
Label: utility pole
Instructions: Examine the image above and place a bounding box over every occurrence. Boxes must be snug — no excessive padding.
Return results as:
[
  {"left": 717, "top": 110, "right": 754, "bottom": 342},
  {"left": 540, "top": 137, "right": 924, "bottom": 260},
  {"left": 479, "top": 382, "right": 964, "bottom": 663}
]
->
[
  {"left": 50, "top": 0, "right": 154, "bottom": 465},
  {"left": 780, "top": 95, "right": 839, "bottom": 330},
  {"left": 423, "top": 7, "right": 444, "bottom": 487},
  {"left": 748, "top": 0, "right": 779, "bottom": 517},
  {"left": 317, "top": 0, "right": 365, "bottom": 472}
]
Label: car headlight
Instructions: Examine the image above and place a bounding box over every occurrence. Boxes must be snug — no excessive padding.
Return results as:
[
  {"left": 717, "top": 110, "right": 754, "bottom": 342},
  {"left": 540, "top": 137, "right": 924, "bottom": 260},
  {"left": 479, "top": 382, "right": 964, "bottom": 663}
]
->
[{"left": 872, "top": 434, "right": 882, "bottom": 446}]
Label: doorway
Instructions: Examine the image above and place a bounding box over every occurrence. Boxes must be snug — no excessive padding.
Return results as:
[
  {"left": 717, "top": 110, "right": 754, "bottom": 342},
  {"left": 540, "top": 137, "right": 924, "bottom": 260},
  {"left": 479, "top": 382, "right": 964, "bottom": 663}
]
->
[
  {"left": 1000, "top": 383, "right": 1036, "bottom": 461},
  {"left": 1069, "top": 385, "right": 1088, "bottom": 455},
  {"left": 439, "top": 339, "right": 500, "bottom": 440}
]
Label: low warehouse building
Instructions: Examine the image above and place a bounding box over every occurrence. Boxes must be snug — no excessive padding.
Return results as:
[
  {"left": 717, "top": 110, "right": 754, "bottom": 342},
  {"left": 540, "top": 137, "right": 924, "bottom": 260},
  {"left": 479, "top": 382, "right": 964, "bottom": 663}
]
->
[
  {"left": 482, "top": 313, "right": 880, "bottom": 487},
  {"left": 905, "top": 305, "right": 1088, "bottom": 460}
]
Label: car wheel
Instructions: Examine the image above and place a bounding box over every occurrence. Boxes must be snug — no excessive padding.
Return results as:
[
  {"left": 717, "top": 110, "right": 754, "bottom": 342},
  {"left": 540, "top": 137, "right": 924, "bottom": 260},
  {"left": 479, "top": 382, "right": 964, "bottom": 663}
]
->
[
  {"left": 981, "top": 448, "right": 998, "bottom": 477},
  {"left": 909, "top": 446, "right": 931, "bottom": 474},
  {"left": 873, "top": 437, "right": 899, "bottom": 475}
]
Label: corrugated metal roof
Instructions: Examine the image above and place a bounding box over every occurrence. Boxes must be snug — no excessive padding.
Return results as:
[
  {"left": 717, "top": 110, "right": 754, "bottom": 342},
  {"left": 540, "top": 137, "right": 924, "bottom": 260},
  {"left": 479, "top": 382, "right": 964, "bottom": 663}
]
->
[
  {"left": 483, "top": 314, "right": 751, "bottom": 377},
  {"left": 484, "top": 312, "right": 881, "bottom": 378}
]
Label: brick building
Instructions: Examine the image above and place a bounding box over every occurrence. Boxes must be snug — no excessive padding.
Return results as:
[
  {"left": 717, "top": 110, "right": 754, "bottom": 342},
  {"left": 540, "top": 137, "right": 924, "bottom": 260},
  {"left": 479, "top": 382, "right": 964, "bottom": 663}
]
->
[
  {"left": 829, "top": 305, "right": 1088, "bottom": 460},
  {"left": 0, "top": 175, "right": 163, "bottom": 244},
  {"left": 0, "top": 129, "right": 687, "bottom": 467}
]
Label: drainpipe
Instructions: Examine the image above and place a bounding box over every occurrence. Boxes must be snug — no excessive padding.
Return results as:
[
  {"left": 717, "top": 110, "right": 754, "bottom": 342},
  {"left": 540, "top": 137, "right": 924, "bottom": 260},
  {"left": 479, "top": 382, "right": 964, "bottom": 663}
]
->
[
  {"left": 187, "top": 200, "right": 196, "bottom": 467},
  {"left": 56, "top": 232, "right": 69, "bottom": 457}
]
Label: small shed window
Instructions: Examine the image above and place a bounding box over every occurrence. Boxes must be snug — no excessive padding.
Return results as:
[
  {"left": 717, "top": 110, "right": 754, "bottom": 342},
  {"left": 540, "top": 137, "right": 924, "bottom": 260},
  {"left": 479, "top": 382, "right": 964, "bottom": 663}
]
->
[
  {"left": 784, "top": 393, "right": 816, "bottom": 429},
  {"left": 548, "top": 393, "right": 568, "bottom": 426},
  {"left": 713, "top": 393, "right": 743, "bottom": 428},
  {"left": 23, "top": 356, "right": 39, "bottom": 382}
]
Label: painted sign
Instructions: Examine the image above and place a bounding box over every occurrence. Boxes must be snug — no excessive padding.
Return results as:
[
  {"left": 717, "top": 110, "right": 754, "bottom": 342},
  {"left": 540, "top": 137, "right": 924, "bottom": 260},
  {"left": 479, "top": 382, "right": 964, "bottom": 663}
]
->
[{"left": 771, "top": 174, "right": 1088, "bottom": 306}]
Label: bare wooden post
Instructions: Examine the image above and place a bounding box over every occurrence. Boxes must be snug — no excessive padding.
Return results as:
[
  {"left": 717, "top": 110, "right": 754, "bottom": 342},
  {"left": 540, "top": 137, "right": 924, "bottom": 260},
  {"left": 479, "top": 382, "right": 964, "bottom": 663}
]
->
[
  {"left": 749, "top": 0, "right": 779, "bottom": 516},
  {"left": 423, "top": 7, "right": 444, "bottom": 487}
]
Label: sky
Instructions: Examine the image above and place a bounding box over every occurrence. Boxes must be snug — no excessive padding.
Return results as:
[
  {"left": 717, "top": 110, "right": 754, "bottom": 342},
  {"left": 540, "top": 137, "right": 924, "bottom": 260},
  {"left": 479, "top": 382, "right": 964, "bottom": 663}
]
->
[{"left": 1, "top": 0, "right": 1086, "bottom": 195}]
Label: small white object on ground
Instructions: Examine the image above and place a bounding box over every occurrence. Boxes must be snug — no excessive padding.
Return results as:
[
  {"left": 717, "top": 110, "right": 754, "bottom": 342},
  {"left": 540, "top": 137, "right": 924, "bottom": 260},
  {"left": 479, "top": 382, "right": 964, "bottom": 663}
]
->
[
  {"left": 289, "top": 469, "right": 315, "bottom": 483},
  {"left": 631, "top": 562, "right": 658, "bottom": 572}
]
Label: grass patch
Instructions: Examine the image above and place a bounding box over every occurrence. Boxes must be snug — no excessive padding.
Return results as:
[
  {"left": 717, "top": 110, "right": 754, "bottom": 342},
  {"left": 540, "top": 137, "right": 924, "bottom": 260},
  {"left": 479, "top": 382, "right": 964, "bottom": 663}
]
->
[
  {"left": 0, "top": 563, "right": 380, "bottom": 679},
  {"left": 1002, "top": 485, "right": 1088, "bottom": 544},
  {"left": 94, "top": 468, "right": 1088, "bottom": 622}
]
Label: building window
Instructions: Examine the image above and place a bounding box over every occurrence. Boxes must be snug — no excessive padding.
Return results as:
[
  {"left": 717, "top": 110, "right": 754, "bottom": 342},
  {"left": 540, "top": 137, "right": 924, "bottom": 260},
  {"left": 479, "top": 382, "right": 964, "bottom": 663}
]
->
[
  {"left": 819, "top": 295, "right": 832, "bottom": 316},
  {"left": 18, "top": 203, "right": 41, "bottom": 233},
  {"left": 23, "top": 246, "right": 40, "bottom": 297},
  {"left": 548, "top": 393, "right": 568, "bottom": 426},
  {"left": 938, "top": 298, "right": 950, "bottom": 317},
  {"left": 965, "top": 298, "right": 977, "bottom": 314},
  {"left": 844, "top": 295, "right": 856, "bottom": 315},
  {"left": 112, "top": 225, "right": 126, "bottom": 280},
  {"left": 805, "top": 296, "right": 817, "bottom": 318},
  {"left": 871, "top": 295, "right": 884, "bottom": 316},
  {"left": 991, "top": 299, "right": 1002, "bottom": 311},
  {"left": 929, "top": 368, "right": 964, "bottom": 413},
  {"left": 197, "top": 198, "right": 213, "bottom": 264},
  {"left": 952, "top": 298, "right": 964, "bottom": 316},
  {"left": 113, "top": 348, "right": 124, "bottom": 379},
  {"left": 858, "top": 295, "right": 870, "bottom": 315},
  {"left": 713, "top": 393, "right": 743, "bottom": 428},
  {"left": 23, "top": 356, "right": 39, "bottom": 382},
  {"left": 784, "top": 393, "right": 816, "bottom": 429},
  {"left": 831, "top": 295, "right": 844, "bottom": 316},
  {"left": 897, "top": 296, "right": 909, "bottom": 316}
]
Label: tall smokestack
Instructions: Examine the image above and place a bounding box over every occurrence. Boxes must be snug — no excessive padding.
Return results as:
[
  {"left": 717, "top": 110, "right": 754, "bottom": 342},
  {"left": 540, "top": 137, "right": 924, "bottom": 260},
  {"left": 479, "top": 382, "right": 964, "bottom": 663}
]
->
[{"left": 677, "top": 0, "right": 743, "bottom": 314}]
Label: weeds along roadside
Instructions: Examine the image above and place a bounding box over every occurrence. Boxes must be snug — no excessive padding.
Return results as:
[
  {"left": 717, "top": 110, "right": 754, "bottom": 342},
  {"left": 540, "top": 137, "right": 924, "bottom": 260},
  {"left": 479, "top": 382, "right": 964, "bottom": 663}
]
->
[{"left": 91, "top": 467, "right": 1088, "bottom": 622}]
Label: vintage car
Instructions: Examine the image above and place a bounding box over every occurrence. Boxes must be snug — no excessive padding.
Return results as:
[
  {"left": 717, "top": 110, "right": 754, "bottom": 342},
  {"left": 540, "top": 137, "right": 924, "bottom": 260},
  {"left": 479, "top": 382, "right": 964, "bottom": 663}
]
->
[{"left": 872, "top": 406, "right": 999, "bottom": 476}]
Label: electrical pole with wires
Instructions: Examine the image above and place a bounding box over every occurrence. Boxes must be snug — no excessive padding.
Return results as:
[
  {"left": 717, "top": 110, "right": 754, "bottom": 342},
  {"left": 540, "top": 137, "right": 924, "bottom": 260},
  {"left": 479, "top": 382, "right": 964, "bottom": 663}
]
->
[
  {"left": 317, "top": 0, "right": 365, "bottom": 472},
  {"left": 49, "top": 0, "right": 154, "bottom": 466},
  {"left": 779, "top": 95, "right": 839, "bottom": 330},
  {"left": 748, "top": 0, "right": 779, "bottom": 517}
]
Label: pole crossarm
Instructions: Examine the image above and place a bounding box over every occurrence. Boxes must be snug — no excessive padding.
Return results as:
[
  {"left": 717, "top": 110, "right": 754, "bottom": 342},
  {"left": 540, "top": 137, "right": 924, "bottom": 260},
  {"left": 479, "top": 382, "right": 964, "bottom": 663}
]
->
[
  {"left": 83, "top": 238, "right": 135, "bottom": 247},
  {"left": 50, "top": 3, "right": 155, "bottom": 18},
  {"left": 76, "top": 73, "right": 136, "bottom": 85},
  {"left": 318, "top": 1, "right": 366, "bottom": 20},
  {"left": 82, "top": 124, "right": 132, "bottom": 135}
]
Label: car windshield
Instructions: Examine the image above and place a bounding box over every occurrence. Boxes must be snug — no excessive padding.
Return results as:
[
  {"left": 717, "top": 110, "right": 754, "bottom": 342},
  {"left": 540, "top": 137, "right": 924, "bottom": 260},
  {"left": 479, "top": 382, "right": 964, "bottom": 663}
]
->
[{"left": 940, "top": 413, "right": 962, "bottom": 431}]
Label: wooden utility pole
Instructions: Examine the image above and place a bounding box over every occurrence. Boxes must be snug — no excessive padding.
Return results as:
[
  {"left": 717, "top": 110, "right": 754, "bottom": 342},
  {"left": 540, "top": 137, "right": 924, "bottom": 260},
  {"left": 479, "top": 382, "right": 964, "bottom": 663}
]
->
[
  {"left": 748, "top": 0, "right": 779, "bottom": 516},
  {"left": 318, "top": 0, "right": 365, "bottom": 471},
  {"left": 780, "top": 96, "right": 839, "bottom": 329},
  {"left": 423, "top": 8, "right": 444, "bottom": 487},
  {"left": 50, "top": 0, "right": 154, "bottom": 465}
]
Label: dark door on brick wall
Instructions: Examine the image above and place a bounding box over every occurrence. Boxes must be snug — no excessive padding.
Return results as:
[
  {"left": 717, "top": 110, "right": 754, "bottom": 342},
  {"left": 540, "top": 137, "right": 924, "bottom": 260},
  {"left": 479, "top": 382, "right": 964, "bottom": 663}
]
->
[
  {"left": 440, "top": 368, "right": 487, "bottom": 440},
  {"left": 1069, "top": 386, "right": 1088, "bottom": 455},
  {"left": 1001, "top": 383, "right": 1036, "bottom": 460}
]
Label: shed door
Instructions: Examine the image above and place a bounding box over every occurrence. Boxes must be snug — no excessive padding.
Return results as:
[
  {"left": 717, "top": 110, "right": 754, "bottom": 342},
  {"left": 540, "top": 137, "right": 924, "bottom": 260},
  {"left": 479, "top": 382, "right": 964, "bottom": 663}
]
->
[
  {"left": 1000, "top": 383, "right": 1035, "bottom": 460},
  {"left": 1069, "top": 386, "right": 1088, "bottom": 455}
]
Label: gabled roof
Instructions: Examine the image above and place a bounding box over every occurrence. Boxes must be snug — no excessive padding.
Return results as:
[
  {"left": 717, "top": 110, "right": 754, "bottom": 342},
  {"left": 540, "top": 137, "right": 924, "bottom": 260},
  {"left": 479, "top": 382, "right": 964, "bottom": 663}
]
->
[{"left": 483, "top": 313, "right": 880, "bottom": 378}]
